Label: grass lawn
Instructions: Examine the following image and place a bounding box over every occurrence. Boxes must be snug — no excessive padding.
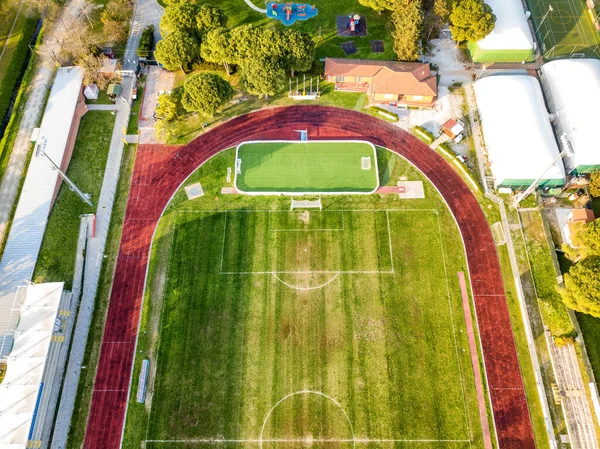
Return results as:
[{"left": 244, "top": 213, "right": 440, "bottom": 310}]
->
[
  {"left": 0, "top": 12, "right": 37, "bottom": 125},
  {"left": 236, "top": 141, "right": 378, "bottom": 193},
  {"left": 519, "top": 210, "right": 575, "bottom": 339},
  {"left": 526, "top": 0, "right": 600, "bottom": 58},
  {"left": 122, "top": 148, "right": 485, "bottom": 449},
  {"left": 33, "top": 111, "right": 115, "bottom": 288}
]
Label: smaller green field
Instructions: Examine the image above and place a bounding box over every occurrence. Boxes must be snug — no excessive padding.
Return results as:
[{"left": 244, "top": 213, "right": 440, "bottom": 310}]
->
[
  {"left": 235, "top": 141, "right": 379, "bottom": 194},
  {"left": 526, "top": 0, "right": 600, "bottom": 59}
]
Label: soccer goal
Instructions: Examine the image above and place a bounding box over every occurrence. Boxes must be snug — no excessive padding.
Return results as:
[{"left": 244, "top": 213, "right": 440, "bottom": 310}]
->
[{"left": 290, "top": 198, "right": 322, "bottom": 210}]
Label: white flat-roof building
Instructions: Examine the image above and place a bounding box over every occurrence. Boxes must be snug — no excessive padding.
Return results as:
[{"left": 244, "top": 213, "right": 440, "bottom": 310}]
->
[
  {"left": 474, "top": 75, "right": 565, "bottom": 189},
  {"left": 539, "top": 59, "right": 600, "bottom": 174},
  {"left": 0, "top": 283, "right": 64, "bottom": 449},
  {"left": 468, "top": 0, "right": 535, "bottom": 63}
]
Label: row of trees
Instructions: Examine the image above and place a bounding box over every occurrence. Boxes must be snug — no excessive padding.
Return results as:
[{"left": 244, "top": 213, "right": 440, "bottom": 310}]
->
[
  {"left": 560, "top": 172, "right": 600, "bottom": 317},
  {"left": 360, "top": 0, "right": 496, "bottom": 61}
]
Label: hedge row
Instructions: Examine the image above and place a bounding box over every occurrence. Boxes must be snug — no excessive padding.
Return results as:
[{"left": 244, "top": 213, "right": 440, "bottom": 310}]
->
[
  {"left": 137, "top": 25, "right": 154, "bottom": 58},
  {"left": 413, "top": 125, "right": 434, "bottom": 144}
]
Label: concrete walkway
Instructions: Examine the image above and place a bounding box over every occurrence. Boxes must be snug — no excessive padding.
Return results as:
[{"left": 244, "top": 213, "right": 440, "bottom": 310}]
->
[
  {"left": 429, "top": 132, "right": 449, "bottom": 150},
  {"left": 0, "top": 0, "right": 88, "bottom": 250}
]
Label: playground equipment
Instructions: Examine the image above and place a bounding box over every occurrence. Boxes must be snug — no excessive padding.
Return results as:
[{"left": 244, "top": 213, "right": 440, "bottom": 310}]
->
[
  {"left": 288, "top": 74, "right": 320, "bottom": 100},
  {"left": 267, "top": 2, "right": 318, "bottom": 26},
  {"left": 348, "top": 14, "right": 361, "bottom": 33}
]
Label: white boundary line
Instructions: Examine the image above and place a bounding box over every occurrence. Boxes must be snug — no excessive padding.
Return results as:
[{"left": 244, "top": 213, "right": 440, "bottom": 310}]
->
[
  {"left": 234, "top": 140, "right": 380, "bottom": 196},
  {"left": 122, "top": 145, "right": 495, "bottom": 449},
  {"left": 271, "top": 272, "right": 341, "bottom": 291},
  {"left": 145, "top": 439, "right": 472, "bottom": 444}
]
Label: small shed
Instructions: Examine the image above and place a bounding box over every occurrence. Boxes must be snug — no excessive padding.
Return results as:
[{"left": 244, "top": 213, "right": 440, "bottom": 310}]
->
[
  {"left": 442, "top": 119, "right": 465, "bottom": 141},
  {"left": 84, "top": 84, "right": 99, "bottom": 100},
  {"left": 107, "top": 83, "right": 121, "bottom": 100}
]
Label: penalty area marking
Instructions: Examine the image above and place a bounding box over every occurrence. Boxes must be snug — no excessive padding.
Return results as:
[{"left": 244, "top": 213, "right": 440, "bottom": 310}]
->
[{"left": 271, "top": 271, "right": 341, "bottom": 291}]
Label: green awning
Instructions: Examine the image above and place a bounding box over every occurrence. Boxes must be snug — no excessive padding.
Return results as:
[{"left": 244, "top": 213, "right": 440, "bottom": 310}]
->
[{"left": 107, "top": 84, "right": 121, "bottom": 96}]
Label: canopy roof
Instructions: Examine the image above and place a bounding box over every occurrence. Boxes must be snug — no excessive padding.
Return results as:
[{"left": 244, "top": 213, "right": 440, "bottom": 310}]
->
[
  {"left": 540, "top": 59, "right": 600, "bottom": 172},
  {"left": 0, "top": 283, "right": 63, "bottom": 449},
  {"left": 474, "top": 75, "right": 565, "bottom": 187},
  {"left": 477, "top": 0, "right": 534, "bottom": 51}
]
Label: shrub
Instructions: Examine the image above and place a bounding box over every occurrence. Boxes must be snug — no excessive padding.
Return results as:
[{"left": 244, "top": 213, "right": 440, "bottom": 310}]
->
[
  {"left": 137, "top": 25, "right": 154, "bottom": 58},
  {"left": 413, "top": 125, "right": 434, "bottom": 144}
]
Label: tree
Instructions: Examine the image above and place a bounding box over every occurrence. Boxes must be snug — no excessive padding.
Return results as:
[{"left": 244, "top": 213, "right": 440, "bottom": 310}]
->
[
  {"left": 181, "top": 73, "right": 234, "bottom": 115},
  {"left": 79, "top": 53, "right": 111, "bottom": 89},
  {"left": 449, "top": 0, "right": 495, "bottom": 43},
  {"left": 156, "top": 92, "right": 180, "bottom": 121},
  {"left": 564, "top": 218, "right": 600, "bottom": 261},
  {"left": 160, "top": 1, "right": 198, "bottom": 36},
  {"left": 589, "top": 170, "right": 600, "bottom": 197},
  {"left": 242, "top": 56, "right": 286, "bottom": 97},
  {"left": 283, "top": 30, "right": 315, "bottom": 76},
  {"left": 200, "top": 27, "right": 235, "bottom": 75},
  {"left": 358, "top": 0, "right": 397, "bottom": 13},
  {"left": 196, "top": 4, "right": 226, "bottom": 36},
  {"left": 434, "top": 0, "right": 452, "bottom": 22},
  {"left": 392, "top": 0, "right": 423, "bottom": 61},
  {"left": 102, "top": 17, "right": 128, "bottom": 43},
  {"left": 154, "top": 31, "right": 198, "bottom": 72},
  {"left": 560, "top": 256, "right": 600, "bottom": 317}
]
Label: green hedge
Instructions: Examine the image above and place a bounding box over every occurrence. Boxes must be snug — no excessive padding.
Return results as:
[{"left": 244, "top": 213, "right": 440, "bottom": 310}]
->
[
  {"left": 369, "top": 106, "right": 398, "bottom": 122},
  {"left": 413, "top": 126, "right": 434, "bottom": 144},
  {"left": 137, "top": 25, "right": 154, "bottom": 58}
]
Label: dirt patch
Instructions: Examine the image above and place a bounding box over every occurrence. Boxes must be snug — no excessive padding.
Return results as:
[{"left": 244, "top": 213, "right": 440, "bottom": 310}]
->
[{"left": 298, "top": 210, "right": 310, "bottom": 225}]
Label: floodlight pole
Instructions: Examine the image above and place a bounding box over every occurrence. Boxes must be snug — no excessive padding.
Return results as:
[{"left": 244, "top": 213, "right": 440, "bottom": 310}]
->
[
  {"left": 534, "top": 5, "right": 554, "bottom": 36},
  {"left": 36, "top": 137, "right": 93, "bottom": 207},
  {"left": 512, "top": 136, "right": 572, "bottom": 207}
]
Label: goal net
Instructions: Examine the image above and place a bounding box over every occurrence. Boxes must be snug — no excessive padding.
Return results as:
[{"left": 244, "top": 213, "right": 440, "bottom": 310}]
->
[{"left": 290, "top": 198, "right": 322, "bottom": 210}]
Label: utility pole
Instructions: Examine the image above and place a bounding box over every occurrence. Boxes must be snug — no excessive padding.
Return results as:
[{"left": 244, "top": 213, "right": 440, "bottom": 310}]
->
[
  {"left": 36, "top": 137, "right": 93, "bottom": 206},
  {"left": 512, "top": 134, "right": 573, "bottom": 207}
]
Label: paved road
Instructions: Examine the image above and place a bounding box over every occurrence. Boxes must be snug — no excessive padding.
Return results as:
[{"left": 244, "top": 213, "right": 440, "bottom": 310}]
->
[{"left": 0, "top": 0, "right": 88, "bottom": 250}]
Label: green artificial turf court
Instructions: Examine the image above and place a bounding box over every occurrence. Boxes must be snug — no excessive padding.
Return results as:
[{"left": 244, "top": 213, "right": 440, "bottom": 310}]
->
[
  {"left": 122, "top": 148, "right": 488, "bottom": 449},
  {"left": 526, "top": 0, "right": 600, "bottom": 59},
  {"left": 235, "top": 141, "right": 379, "bottom": 194}
]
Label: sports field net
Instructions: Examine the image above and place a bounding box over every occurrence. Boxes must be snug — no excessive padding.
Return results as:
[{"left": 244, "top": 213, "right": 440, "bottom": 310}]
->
[{"left": 235, "top": 141, "right": 379, "bottom": 194}]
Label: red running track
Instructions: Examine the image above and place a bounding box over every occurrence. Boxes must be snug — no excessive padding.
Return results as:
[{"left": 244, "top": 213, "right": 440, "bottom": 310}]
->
[{"left": 83, "top": 106, "right": 535, "bottom": 449}]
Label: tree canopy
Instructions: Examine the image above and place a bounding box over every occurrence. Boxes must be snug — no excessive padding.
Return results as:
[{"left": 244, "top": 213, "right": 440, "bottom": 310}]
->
[
  {"left": 242, "top": 56, "right": 286, "bottom": 97},
  {"left": 283, "top": 29, "right": 315, "bottom": 76},
  {"left": 358, "top": 0, "right": 397, "bottom": 13},
  {"left": 200, "top": 27, "right": 236, "bottom": 74},
  {"left": 160, "top": 1, "right": 198, "bottom": 36},
  {"left": 392, "top": 0, "right": 424, "bottom": 61},
  {"left": 154, "top": 31, "right": 198, "bottom": 71},
  {"left": 196, "top": 4, "right": 226, "bottom": 35},
  {"left": 449, "top": 0, "right": 495, "bottom": 42},
  {"left": 563, "top": 217, "right": 600, "bottom": 261},
  {"left": 156, "top": 92, "right": 181, "bottom": 121},
  {"left": 181, "top": 73, "right": 234, "bottom": 115},
  {"left": 589, "top": 170, "right": 600, "bottom": 197},
  {"left": 560, "top": 256, "right": 600, "bottom": 317}
]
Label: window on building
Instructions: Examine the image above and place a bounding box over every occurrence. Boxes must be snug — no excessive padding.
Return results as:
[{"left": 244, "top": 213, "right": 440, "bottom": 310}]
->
[
  {"left": 356, "top": 77, "right": 363, "bottom": 83},
  {"left": 336, "top": 75, "right": 345, "bottom": 83},
  {"left": 383, "top": 94, "right": 395, "bottom": 99}
]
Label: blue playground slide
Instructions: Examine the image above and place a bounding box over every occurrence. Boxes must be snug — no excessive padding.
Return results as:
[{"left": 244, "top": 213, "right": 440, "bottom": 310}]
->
[{"left": 266, "top": 2, "right": 318, "bottom": 26}]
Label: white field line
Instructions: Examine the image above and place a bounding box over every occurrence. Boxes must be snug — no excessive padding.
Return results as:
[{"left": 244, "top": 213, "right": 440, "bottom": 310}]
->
[
  {"left": 434, "top": 211, "right": 472, "bottom": 443},
  {"left": 219, "top": 211, "right": 228, "bottom": 273},
  {"left": 259, "top": 390, "right": 355, "bottom": 449},
  {"left": 222, "top": 270, "right": 394, "bottom": 275},
  {"left": 566, "top": 0, "right": 590, "bottom": 47},
  {"left": 0, "top": 0, "right": 25, "bottom": 66},
  {"left": 271, "top": 272, "right": 341, "bottom": 291}
]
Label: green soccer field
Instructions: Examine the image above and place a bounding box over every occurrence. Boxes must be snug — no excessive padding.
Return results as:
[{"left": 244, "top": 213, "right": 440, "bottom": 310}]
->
[
  {"left": 122, "top": 148, "right": 487, "bottom": 449},
  {"left": 526, "top": 0, "right": 600, "bottom": 59},
  {"left": 235, "top": 141, "right": 379, "bottom": 194}
]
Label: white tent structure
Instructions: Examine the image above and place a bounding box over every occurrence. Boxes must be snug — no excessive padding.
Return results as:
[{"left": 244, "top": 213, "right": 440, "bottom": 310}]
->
[
  {"left": 0, "top": 283, "right": 63, "bottom": 449},
  {"left": 468, "top": 0, "right": 535, "bottom": 63},
  {"left": 540, "top": 59, "right": 600, "bottom": 174},
  {"left": 474, "top": 75, "right": 565, "bottom": 189}
]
